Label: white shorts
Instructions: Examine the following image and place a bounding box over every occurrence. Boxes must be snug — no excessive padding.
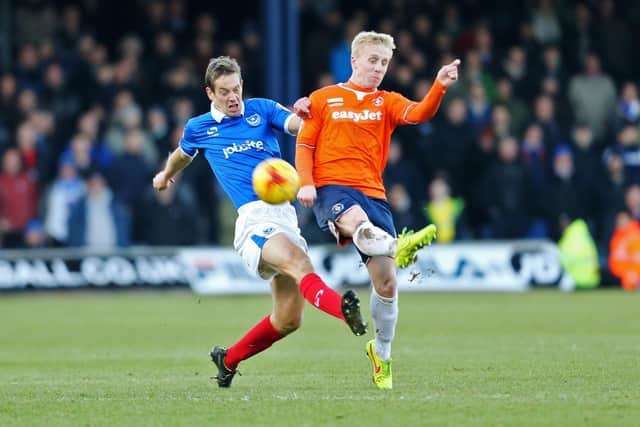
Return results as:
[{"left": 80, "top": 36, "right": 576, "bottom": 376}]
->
[{"left": 234, "top": 200, "right": 308, "bottom": 280}]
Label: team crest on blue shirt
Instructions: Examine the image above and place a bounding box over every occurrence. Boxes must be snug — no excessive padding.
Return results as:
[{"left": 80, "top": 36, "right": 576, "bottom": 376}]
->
[
  {"left": 263, "top": 226, "right": 275, "bottom": 235},
  {"left": 246, "top": 113, "right": 261, "bottom": 126},
  {"left": 331, "top": 203, "right": 344, "bottom": 215}
]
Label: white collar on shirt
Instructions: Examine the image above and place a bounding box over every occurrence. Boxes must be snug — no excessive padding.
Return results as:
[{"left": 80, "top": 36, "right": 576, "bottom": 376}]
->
[
  {"left": 337, "top": 83, "right": 378, "bottom": 101},
  {"left": 210, "top": 101, "right": 245, "bottom": 123}
]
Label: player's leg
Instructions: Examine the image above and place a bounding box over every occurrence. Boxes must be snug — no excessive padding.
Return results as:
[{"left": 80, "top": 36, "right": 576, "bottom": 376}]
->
[
  {"left": 335, "top": 205, "right": 397, "bottom": 257},
  {"left": 270, "top": 273, "right": 305, "bottom": 333},
  {"left": 211, "top": 274, "right": 303, "bottom": 388},
  {"left": 261, "top": 233, "right": 342, "bottom": 319},
  {"left": 365, "top": 255, "right": 398, "bottom": 390},
  {"left": 316, "top": 185, "right": 436, "bottom": 267},
  {"left": 336, "top": 206, "right": 437, "bottom": 267},
  {"left": 261, "top": 233, "right": 367, "bottom": 335}
]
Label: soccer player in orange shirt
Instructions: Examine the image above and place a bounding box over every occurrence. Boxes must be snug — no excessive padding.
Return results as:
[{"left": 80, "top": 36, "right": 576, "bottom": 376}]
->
[{"left": 294, "top": 31, "right": 460, "bottom": 389}]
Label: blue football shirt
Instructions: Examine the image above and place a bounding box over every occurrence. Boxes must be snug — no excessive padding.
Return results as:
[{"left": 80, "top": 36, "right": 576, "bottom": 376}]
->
[{"left": 180, "top": 98, "right": 295, "bottom": 208}]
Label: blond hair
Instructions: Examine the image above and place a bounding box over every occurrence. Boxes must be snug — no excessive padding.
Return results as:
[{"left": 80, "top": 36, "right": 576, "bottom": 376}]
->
[{"left": 351, "top": 31, "right": 396, "bottom": 58}]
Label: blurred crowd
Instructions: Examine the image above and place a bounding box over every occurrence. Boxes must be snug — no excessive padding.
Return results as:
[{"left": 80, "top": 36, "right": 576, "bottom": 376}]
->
[{"left": 2, "top": 0, "right": 640, "bottom": 276}]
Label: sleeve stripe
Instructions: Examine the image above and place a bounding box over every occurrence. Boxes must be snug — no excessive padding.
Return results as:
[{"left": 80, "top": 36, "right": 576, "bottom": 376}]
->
[
  {"left": 402, "top": 103, "right": 419, "bottom": 125},
  {"left": 296, "top": 143, "right": 316, "bottom": 149},
  {"left": 179, "top": 146, "right": 198, "bottom": 159}
]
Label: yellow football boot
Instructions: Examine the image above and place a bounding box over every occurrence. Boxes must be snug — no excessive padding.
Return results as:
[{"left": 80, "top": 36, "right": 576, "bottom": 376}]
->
[
  {"left": 394, "top": 224, "right": 437, "bottom": 268},
  {"left": 365, "top": 339, "right": 392, "bottom": 390}
]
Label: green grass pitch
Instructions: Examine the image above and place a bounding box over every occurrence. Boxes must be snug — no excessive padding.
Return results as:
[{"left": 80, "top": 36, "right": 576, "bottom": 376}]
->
[{"left": 1, "top": 290, "right": 638, "bottom": 426}]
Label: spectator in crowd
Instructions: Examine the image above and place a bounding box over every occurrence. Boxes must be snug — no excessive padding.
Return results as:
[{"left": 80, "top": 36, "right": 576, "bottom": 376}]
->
[
  {"left": 491, "top": 105, "right": 512, "bottom": 140},
  {"left": 15, "top": 119, "right": 50, "bottom": 182},
  {"left": 0, "top": 148, "right": 39, "bottom": 248},
  {"left": 16, "top": 87, "right": 39, "bottom": 125},
  {"left": 558, "top": 218, "right": 600, "bottom": 289},
  {"left": 59, "top": 133, "right": 101, "bottom": 179},
  {"left": 462, "top": 127, "right": 496, "bottom": 238},
  {"left": 501, "top": 45, "right": 536, "bottom": 100},
  {"left": 454, "top": 49, "right": 495, "bottom": 103},
  {"left": 538, "top": 44, "right": 568, "bottom": 94},
  {"left": 14, "top": 43, "right": 42, "bottom": 91},
  {"left": 595, "top": 0, "right": 632, "bottom": 83},
  {"left": 383, "top": 139, "right": 424, "bottom": 207},
  {"left": 0, "top": 73, "right": 19, "bottom": 143},
  {"left": 472, "top": 21, "right": 496, "bottom": 73},
  {"left": 615, "top": 82, "right": 640, "bottom": 128},
  {"left": 542, "top": 144, "right": 590, "bottom": 240},
  {"left": 533, "top": 94, "right": 564, "bottom": 154},
  {"left": 23, "top": 219, "right": 48, "bottom": 249},
  {"left": 424, "top": 173, "right": 465, "bottom": 243},
  {"left": 14, "top": 0, "right": 57, "bottom": 47},
  {"left": 330, "top": 18, "right": 363, "bottom": 84},
  {"left": 146, "top": 106, "right": 172, "bottom": 155},
  {"left": 40, "top": 61, "right": 82, "bottom": 138},
  {"left": 428, "top": 97, "right": 475, "bottom": 196},
  {"left": 56, "top": 4, "right": 85, "bottom": 60},
  {"left": 67, "top": 169, "right": 130, "bottom": 248},
  {"left": 520, "top": 123, "right": 547, "bottom": 235},
  {"left": 482, "top": 136, "right": 530, "bottom": 238},
  {"left": 563, "top": 2, "right": 596, "bottom": 74},
  {"left": 108, "top": 128, "right": 153, "bottom": 239},
  {"left": 137, "top": 176, "right": 198, "bottom": 246},
  {"left": 571, "top": 123, "right": 602, "bottom": 195},
  {"left": 494, "top": 77, "right": 530, "bottom": 137},
  {"left": 596, "top": 146, "right": 626, "bottom": 254},
  {"left": 28, "top": 109, "right": 57, "bottom": 181},
  {"left": 43, "top": 158, "right": 85, "bottom": 246},
  {"left": 623, "top": 184, "right": 640, "bottom": 222},
  {"left": 568, "top": 53, "right": 616, "bottom": 144},
  {"left": 616, "top": 125, "right": 640, "bottom": 184},
  {"left": 466, "top": 81, "right": 493, "bottom": 131},
  {"left": 388, "top": 183, "right": 423, "bottom": 232},
  {"left": 530, "top": 0, "right": 562, "bottom": 45},
  {"left": 75, "top": 110, "right": 112, "bottom": 169},
  {"left": 609, "top": 210, "right": 640, "bottom": 291}
]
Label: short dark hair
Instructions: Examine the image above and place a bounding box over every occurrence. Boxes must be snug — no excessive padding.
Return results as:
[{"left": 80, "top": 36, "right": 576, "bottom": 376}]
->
[{"left": 205, "top": 56, "right": 241, "bottom": 90}]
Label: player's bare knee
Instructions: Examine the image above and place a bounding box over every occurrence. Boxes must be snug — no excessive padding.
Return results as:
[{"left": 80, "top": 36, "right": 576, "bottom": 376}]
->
[
  {"left": 273, "top": 315, "right": 302, "bottom": 335},
  {"left": 336, "top": 205, "right": 369, "bottom": 236},
  {"left": 283, "top": 250, "right": 314, "bottom": 281},
  {"left": 295, "top": 254, "right": 314, "bottom": 277},
  {"left": 374, "top": 276, "right": 397, "bottom": 297}
]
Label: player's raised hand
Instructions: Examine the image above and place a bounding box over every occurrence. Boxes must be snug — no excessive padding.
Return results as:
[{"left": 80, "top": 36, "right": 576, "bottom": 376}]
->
[
  {"left": 293, "top": 97, "right": 312, "bottom": 119},
  {"left": 153, "top": 171, "right": 175, "bottom": 191},
  {"left": 436, "top": 59, "right": 461, "bottom": 87},
  {"left": 297, "top": 184, "right": 317, "bottom": 208}
]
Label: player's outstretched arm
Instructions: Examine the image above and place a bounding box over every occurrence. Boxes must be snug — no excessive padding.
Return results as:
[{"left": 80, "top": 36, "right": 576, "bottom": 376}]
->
[
  {"left": 152, "top": 148, "right": 193, "bottom": 191},
  {"left": 404, "top": 58, "right": 461, "bottom": 124},
  {"left": 294, "top": 94, "right": 319, "bottom": 206}
]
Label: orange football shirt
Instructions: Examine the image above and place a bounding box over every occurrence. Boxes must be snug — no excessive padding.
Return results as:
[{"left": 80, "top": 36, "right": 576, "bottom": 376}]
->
[{"left": 296, "top": 80, "right": 445, "bottom": 199}]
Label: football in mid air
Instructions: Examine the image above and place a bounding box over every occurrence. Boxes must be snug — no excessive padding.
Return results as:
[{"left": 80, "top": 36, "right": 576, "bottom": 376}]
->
[{"left": 252, "top": 158, "right": 301, "bottom": 204}]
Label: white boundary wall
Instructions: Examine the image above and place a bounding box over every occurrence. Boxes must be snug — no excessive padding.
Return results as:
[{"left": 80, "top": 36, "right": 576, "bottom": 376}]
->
[{"left": 0, "top": 240, "right": 573, "bottom": 293}]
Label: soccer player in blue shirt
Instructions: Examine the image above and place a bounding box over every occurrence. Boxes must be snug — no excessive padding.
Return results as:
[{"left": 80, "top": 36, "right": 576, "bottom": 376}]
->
[{"left": 152, "top": 56, "right": 367, "bottom": 388}]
